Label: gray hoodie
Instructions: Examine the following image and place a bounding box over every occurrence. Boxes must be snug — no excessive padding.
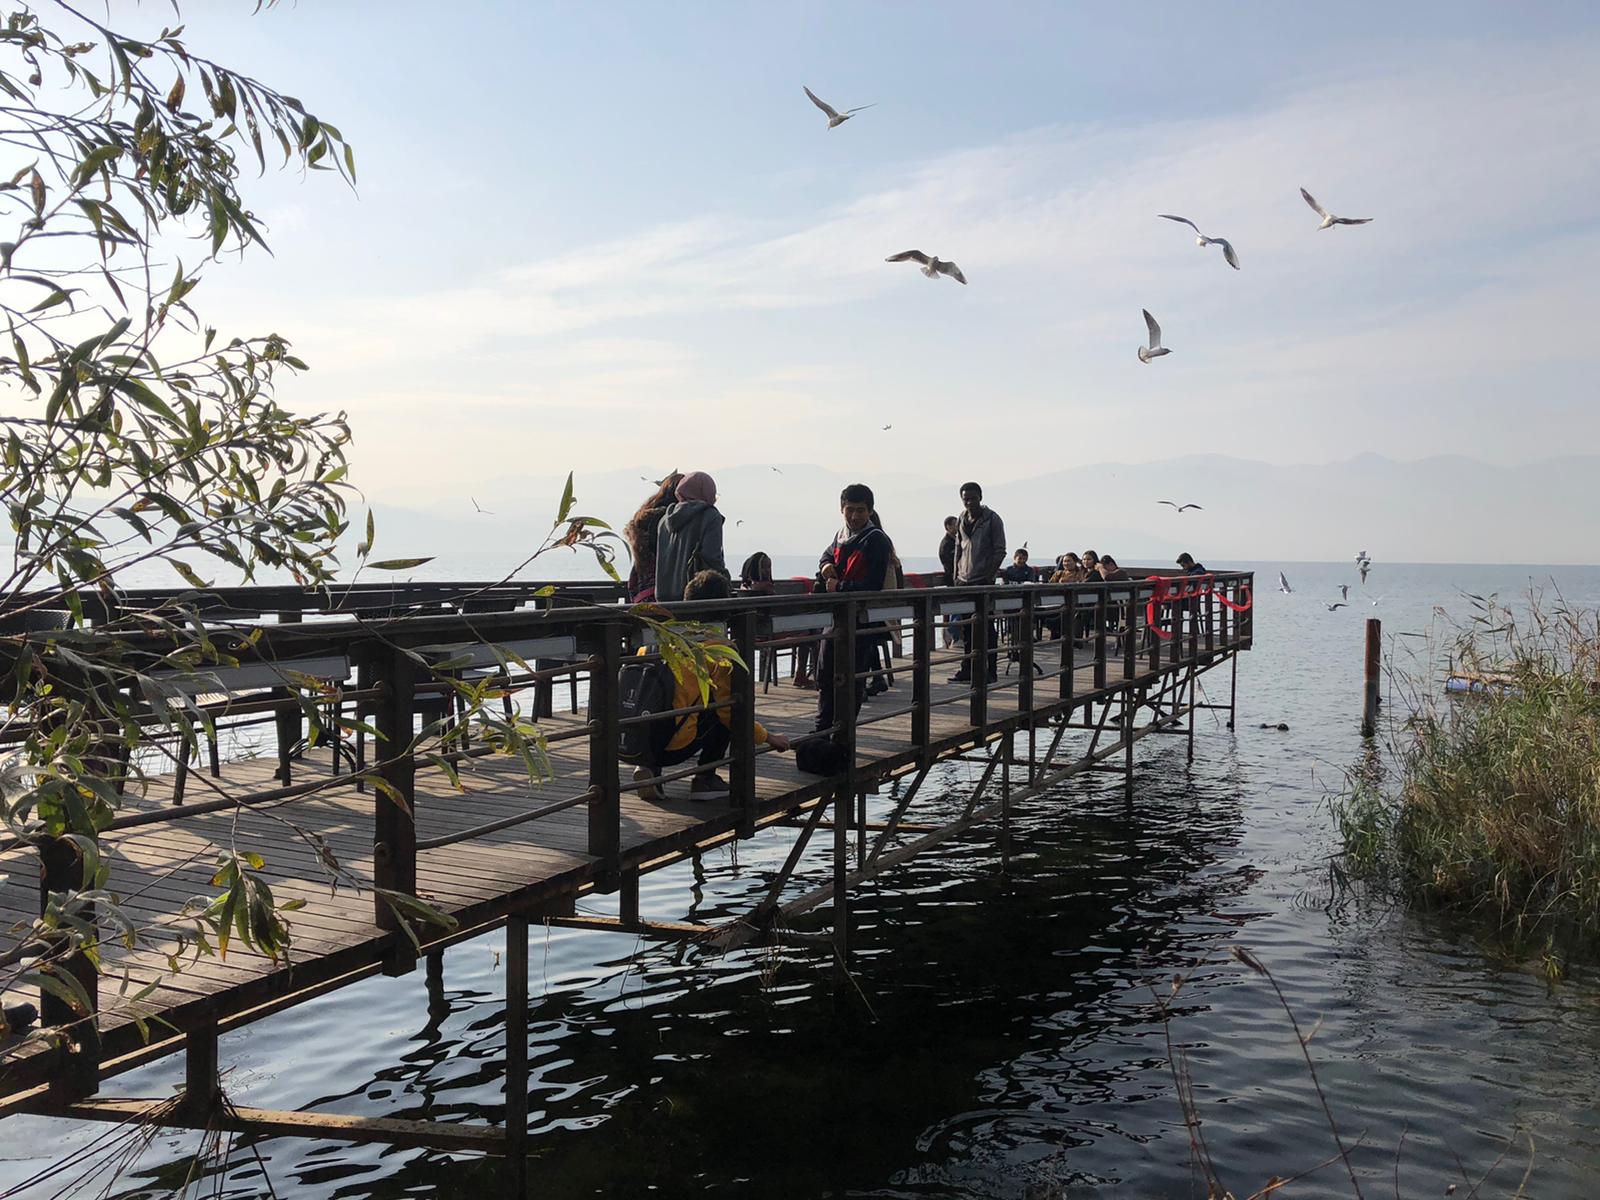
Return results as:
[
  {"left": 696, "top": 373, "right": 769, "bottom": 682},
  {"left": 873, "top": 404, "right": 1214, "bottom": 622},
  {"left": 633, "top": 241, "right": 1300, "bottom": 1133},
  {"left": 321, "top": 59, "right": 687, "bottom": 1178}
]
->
[
  {"left": 954, "top": 505, "right": 1006, "bottom": 585},
  {"left": 654, "top": 500, "right": 727, "bottom": 602}
]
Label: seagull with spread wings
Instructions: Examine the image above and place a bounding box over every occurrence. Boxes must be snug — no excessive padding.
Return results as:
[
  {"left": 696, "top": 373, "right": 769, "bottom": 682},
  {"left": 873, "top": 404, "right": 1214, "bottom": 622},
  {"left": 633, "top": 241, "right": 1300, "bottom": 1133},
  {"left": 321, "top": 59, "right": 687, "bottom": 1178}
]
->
[
  {"left": 804, "top": 85, "right": 875, "bottom": 129},
  {"left": 1301, "top": 187, "right": 1372, "bottom": 229},
  {"left": 1158, "top": 214, "right": 1240, "bottom": 269},
  {"left": 886, "top": 250, "right": 967, "bottom": 284},
  {"left": 1326, "top": 602, "right": 1347, "bottom": 611},
  {"left": 1278, "top": 571, "right": 1293, "bottom": 595},
  {"left": 1158, "top": 500, "right": 1203, "bottom": 512},
  {"left": 1138, "top": 309, "right": 1170, "bottom": 362}
]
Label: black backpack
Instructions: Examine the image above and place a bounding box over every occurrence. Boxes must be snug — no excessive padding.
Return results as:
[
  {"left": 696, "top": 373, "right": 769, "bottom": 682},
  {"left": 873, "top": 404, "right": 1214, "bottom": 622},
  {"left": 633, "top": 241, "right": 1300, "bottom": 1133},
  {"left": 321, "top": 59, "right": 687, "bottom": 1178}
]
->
[{"left": 614, "top": 659, "right": 686, "bottom": 764}]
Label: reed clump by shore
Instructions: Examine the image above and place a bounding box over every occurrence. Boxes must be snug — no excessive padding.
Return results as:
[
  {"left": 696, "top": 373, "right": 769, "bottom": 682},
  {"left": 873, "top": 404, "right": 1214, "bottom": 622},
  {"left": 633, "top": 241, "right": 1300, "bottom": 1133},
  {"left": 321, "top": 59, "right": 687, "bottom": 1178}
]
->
[{"left": 1333, "top": 592, "right": 1600, "bottom": 954}]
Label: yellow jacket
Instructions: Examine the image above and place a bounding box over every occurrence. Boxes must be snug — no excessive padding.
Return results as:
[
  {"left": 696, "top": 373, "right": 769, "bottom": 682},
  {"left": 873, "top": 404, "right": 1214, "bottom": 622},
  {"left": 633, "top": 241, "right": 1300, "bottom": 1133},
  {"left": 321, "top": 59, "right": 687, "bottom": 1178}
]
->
[{"left": 641, "top": 649, "right": 769, "bottom": 752}]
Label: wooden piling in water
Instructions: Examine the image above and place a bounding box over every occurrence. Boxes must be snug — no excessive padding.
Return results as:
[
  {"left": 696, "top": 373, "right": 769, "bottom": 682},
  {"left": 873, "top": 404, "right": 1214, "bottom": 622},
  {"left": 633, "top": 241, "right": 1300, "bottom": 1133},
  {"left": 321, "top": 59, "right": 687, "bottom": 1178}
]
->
[{"left": 1361, "top": 617, "right": 1381, "bottom": 737}]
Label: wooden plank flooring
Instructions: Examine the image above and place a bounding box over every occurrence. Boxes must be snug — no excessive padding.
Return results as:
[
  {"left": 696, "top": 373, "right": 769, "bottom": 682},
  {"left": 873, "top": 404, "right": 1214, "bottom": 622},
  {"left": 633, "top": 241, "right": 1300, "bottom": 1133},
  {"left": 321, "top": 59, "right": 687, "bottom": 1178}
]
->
[{"left": 0, "top": 634, "right": 1227, "bottom": 1097}]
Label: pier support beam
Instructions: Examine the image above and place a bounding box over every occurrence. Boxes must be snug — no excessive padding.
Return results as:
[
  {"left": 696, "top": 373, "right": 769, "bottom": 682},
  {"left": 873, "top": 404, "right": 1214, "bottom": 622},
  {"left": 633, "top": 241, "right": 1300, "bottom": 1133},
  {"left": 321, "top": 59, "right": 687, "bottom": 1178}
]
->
[{"left": 505, "top": 913, "right": 529, "bottom": 1197}]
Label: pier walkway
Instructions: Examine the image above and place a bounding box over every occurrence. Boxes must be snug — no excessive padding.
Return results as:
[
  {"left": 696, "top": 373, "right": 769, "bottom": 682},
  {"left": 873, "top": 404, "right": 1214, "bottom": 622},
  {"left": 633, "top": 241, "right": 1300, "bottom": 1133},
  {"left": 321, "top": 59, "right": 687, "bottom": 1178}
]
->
[{"left": 0, "top": 570, "right": 1252, "bottom": 1170}]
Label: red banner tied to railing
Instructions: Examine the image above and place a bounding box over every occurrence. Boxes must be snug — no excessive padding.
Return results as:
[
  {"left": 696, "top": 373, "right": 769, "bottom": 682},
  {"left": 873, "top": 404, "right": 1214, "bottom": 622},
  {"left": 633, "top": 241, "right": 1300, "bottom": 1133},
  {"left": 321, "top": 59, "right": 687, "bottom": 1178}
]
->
[{"left": 1146, "top": 573, "right": 1253, "bottom": 640}]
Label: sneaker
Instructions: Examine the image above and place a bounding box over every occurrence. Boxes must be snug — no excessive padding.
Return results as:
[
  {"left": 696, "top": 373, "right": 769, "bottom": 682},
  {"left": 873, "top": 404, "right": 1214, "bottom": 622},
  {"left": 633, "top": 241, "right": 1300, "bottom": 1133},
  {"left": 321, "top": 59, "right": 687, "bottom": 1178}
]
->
[
  {"left": 633, "top": 765, "right": 663, "bottom": 803},
  {"left": 688, "top": 772, "right": 731, "bottom": 802}
]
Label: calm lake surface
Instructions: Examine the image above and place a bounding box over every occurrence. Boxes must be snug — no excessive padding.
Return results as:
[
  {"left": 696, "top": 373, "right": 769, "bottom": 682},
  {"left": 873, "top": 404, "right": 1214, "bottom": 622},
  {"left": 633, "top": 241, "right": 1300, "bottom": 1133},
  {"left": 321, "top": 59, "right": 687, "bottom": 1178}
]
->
[{"left": 5, "top": 560, "right": 1600, "bottom": 1198}]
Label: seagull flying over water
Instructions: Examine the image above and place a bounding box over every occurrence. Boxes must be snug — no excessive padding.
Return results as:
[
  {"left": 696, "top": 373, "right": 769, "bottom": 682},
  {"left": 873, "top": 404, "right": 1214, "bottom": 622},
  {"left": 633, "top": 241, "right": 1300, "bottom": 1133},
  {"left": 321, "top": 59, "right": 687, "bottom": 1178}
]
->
[
  {"left": 1157, "top": 500, "right": 1202, "bottom": 512},
  {"left": 886, "top": 250, "right": 967, "bottom": 284},
  {"left": 803, "top": 86, "right": 875, "bottom": 129},
  {"left": 1278, "top": 571, "right": 1293, "bottom": 594},
  {"left": 1339, "top": 584, "right": 1349, "bottom": 601},
  {"left": 1301, "top": 187, "right": 1372, "bottom": 230},
  {"left": 1138, "top": 309, "right": 1170, "bottom": 363},
  {"left": 770, "top": 466, "right": 783, "bottom": 474},
  {"left": 882, "top": 424, "right": 893, "bottom": 431},
  {"left": 1158, "top": 215, "right": 1239, "bottom": 270},
  {"left": 471, "top": 497, "right": 493, "bottom": 515},
  {"left": 1326, "top": 602, "right": 1347, "bottom": 611}
]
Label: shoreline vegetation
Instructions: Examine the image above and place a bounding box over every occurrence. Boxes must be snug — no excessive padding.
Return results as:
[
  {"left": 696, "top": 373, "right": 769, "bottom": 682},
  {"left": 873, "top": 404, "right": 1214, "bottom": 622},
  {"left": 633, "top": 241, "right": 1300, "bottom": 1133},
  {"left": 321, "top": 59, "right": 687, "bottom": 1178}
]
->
[{"left": 1333, "top": 590, "right": 1600, "bottom": 971}]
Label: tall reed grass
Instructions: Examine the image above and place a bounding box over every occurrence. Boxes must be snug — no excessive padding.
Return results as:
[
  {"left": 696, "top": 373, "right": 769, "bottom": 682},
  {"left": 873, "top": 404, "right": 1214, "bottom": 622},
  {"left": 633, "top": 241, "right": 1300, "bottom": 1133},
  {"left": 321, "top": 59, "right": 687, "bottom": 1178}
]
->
[{"left": 1333, "top": 590, "right": 1600, "bottom": 956}]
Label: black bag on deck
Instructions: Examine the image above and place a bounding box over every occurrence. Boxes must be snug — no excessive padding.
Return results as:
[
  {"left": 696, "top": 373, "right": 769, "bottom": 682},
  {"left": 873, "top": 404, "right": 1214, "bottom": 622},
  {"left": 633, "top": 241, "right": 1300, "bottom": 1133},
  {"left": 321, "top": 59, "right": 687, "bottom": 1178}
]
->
[
  {"left": 613, "top": 660, "right": 684, "bottom": 765},
  {"left": 795, "top": 737, "right": 850, "bottom": 777}
]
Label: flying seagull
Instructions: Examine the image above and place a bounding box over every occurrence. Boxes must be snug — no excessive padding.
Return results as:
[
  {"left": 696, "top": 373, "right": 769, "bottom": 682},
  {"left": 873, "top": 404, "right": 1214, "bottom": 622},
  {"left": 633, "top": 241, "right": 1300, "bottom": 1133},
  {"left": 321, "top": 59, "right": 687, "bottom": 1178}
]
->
[
  {"left": 1326, "top": 602, "right": 1347, "bottom": 611},
  {"left": 1339, "top": 584, "right": 1349, "bottom": 600},
  {"left": 882, "top": 424, "right": 893, "bottom": 431},
  {"left": 470, "top": 497, "right": 493, "bottom": 515},
  {"left": 1138, "top": 309, "right": 1170, "bottom": 363},
  {"left": 1354, "top": 550, "right": 1370, "bottom": 563},
  {"left": 1157, "top": 500, "right": 1202, "bottom": 512},
  {"left": 803, "top": 85, "right": 875, "bottom": 129},
  {"left": 1301, "top": 187, "right": 1372, "bottom": 230},
  {"left": 1157, "top": 214, "right": 1239, "bottom": 270},
  {"left": 1359, "top": 560, "right": 1371, "bottom": 584},
  {"left": 770, "top": 466, "right": 783, "bottom": 474},
  {"left": 1278, "top": 571, "right": 1293, "bottom": 594},
  {"left": 886, "top": 250, "right": 967, "bottom": 284}
]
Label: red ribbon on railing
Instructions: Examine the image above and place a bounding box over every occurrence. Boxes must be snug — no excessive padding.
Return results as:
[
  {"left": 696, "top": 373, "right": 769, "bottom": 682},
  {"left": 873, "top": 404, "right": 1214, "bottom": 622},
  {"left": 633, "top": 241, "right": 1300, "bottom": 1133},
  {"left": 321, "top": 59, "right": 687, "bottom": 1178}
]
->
[{"left": 1146, "top": 573, "right": 1253, "bottom": 639}]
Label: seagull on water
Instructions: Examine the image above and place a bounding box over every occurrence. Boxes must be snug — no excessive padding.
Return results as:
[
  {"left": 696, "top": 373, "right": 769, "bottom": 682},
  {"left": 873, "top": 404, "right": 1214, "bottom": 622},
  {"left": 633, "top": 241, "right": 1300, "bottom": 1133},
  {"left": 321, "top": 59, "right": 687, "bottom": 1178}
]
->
[
  {"left": 803, "top": 86, "right": 875, "bottom": 129},
  {"left": 1157, "top": 500, "right": 1202, "bottom": 512},
  {"left": 1301, "top": 187, "right": 1372, "bottom": 230},
  {"left": 886, "top": 250, "right": 967, "bottom": 284},
  {"left": 1278, "top": 571, "right": 1293, "bottom": 594},
  {"left": 1326, "top": 602, "right": 1347, "bottom": 611},
  {"left": 1158, "top": 215, "right": 1239, "bottom": 270},
  {"left": 1138, "top": 309, "right": 1170, "bottom": 363}
]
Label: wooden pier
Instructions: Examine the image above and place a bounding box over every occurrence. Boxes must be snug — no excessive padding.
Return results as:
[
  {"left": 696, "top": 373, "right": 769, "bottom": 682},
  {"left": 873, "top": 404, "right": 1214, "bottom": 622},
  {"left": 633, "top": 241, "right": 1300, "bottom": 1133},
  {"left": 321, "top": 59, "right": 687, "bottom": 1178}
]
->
[{"left": 0, "top": 570, "right": 1252, "bottom": 1181}]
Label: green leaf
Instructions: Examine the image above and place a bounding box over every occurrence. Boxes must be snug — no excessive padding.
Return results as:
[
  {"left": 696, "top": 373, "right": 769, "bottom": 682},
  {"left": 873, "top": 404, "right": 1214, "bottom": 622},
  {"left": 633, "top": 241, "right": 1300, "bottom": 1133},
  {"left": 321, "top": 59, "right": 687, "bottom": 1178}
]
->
[
  {"left": 367, "top": 557, "right": 432, "bottom": 571},
  {"left": 556, "top": 472, "right": 576, "bottom": 524}
]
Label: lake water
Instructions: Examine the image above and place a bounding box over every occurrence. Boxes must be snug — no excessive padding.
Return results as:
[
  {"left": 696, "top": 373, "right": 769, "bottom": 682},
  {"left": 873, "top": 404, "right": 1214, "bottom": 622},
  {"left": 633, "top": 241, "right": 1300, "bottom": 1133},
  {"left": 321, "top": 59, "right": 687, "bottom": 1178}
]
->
[{"left": 5, "top": 561, "right": 1600, "bottom": 1198}]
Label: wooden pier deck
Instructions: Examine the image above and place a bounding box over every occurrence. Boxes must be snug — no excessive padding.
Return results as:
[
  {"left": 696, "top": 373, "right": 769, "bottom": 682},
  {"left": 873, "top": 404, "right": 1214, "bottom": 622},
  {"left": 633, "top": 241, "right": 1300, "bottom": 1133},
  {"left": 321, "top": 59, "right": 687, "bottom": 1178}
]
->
[{"left": 0, "top": 572, "right": 1252, "bottom": 1165}]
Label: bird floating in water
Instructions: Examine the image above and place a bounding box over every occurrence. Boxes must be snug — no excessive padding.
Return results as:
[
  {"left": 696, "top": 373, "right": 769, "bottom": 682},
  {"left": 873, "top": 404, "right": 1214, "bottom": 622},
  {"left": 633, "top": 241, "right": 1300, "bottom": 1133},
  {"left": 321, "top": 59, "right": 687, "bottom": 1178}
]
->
[
  {"left": 1301, "top": 187, "right": 1372, "bottom": 230},
  {"left": 1157, "top": 500, "right": 1202, "bottom": 512},
  {"left": 803, "top": 86, "right": 875, "bottom": 129},
  {"left": 1138, "top": 309, "right": 1170, "bottom": 363},
  {"left": 1157, "top": 214, "right": 1239, "bottom": 270},
  {"left": 886, "top": 250, "right": 967, "bottom": 284},
  {"left": 1278, "top": 571, "right": 1293, "bottom": 594},
  {"left": 1326, "top": 602, "right": 1347, "bottom": 611}
]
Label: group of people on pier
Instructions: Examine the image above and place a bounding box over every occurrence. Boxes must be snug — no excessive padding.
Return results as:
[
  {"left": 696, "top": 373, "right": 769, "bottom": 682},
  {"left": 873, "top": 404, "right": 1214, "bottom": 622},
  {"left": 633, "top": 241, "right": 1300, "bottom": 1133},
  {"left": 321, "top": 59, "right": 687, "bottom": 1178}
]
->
[{"left": 620, "top": 471, "right": 1208, "bottom": 803}]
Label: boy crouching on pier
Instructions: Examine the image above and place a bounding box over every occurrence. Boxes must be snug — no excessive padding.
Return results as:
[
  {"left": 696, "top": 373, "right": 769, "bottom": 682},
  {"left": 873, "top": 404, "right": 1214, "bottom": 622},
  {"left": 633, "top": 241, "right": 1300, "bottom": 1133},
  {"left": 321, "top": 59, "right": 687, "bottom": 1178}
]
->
[{"left": 633, "top": 569, "right": 791, "bottom": 802}]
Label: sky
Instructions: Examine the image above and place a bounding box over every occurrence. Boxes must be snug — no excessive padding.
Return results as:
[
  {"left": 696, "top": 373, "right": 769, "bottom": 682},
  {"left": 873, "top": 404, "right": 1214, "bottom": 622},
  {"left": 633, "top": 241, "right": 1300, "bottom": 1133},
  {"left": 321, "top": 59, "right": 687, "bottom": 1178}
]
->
[{"left": 78, "top": 2, "right": 1600, "bottom": 556}]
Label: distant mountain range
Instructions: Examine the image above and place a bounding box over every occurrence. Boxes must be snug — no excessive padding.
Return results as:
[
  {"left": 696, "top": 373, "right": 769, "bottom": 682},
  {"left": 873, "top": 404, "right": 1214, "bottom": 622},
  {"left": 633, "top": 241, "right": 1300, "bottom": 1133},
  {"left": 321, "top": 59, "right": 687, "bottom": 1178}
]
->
[{"left": 351, "top": 453, "right": 1597, "bottom": 576}]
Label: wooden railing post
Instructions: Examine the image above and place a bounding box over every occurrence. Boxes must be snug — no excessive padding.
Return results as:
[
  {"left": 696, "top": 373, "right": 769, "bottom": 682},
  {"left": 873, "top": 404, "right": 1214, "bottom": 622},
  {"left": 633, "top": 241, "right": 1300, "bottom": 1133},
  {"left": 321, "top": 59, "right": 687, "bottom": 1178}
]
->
[
  {"left": 1060, "top": 588, "right": 1077, "bottom": 703},
  {"left": 731, "top": 611, "right": 758, "bottom": 836},
  {"left": 1019, "top": 591, "right": 1036, "bottom": 720},
  {"left": 912, "top": 593, "right": 933, "bottom": 759},
  {"left": 1093, "top": 587, "right": 1109, "bottom": 691},
  {"left": 831, "top": 599, "right": 858, "bottom": 963},
  {"left": 1122, "top": 588, "right": 1138, "bottom": 680},
  {"left": 372, "top": 643, "right": 417, "bottom": 970},
  {"left": 1147, "top": 583, "right": 1162, "bottom": 673},
  {"left": 38, "top": 835, "right": 99, "bottom": 1100},
  {"left": 971, "top": 590, "right": 990, "bottom": 729},
  {"left": 587, "top": 623, "right": 622, "bottom": 871}
]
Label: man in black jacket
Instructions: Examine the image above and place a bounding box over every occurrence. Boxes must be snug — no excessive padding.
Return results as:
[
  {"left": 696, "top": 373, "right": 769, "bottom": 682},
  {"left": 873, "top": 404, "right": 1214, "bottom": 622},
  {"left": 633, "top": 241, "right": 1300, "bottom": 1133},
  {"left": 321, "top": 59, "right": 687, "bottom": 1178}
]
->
[
  {"left": 938, "top": 516, "right": 958, "bottom": 587},
  {"left": 815, "top": 483, "right": 892, "bottom": 734}
]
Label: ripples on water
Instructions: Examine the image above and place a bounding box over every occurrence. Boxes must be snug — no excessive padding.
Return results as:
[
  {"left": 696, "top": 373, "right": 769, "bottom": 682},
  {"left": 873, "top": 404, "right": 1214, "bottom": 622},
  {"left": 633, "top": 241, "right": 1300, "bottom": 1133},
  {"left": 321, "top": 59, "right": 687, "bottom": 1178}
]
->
[{"left": 6, "top": 562, "right": 1600, "bottom": 1198}]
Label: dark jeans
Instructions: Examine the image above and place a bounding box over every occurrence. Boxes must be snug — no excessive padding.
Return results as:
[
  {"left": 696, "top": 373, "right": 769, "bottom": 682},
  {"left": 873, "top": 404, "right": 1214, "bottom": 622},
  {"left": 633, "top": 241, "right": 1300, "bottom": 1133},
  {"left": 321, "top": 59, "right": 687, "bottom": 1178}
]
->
[
  {"left": 958, "top": 618, "right": 999, "bottom": 679},
  {"left": 655, "top": 710, "right": 730, "bottom": 775},
  {"left": 815, "top": 634, "right": 874, "bottom": 733}
]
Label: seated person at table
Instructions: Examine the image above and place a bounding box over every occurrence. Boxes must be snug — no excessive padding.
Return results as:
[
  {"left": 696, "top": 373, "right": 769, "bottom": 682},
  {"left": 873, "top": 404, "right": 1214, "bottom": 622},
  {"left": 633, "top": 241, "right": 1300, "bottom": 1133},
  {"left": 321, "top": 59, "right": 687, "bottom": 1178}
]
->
[{"left": 633, "top": 570, "right": 790, "bottom": 803}]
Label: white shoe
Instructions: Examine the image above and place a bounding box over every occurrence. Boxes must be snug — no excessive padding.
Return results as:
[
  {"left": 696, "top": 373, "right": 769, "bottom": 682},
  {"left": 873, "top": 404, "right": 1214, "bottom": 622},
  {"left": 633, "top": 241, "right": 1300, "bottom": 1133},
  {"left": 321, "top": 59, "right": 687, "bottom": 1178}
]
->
[{"left": 633, "top": 765, "right": 663, "bottom": 802}]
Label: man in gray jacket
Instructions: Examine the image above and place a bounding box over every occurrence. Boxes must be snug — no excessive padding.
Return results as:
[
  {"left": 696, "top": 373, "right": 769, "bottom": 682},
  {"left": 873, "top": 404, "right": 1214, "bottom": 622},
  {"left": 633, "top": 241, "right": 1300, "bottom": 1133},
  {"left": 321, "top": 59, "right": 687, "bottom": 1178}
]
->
[{"left": 951, "top": 481, "right": 1006, "bottom": 682}]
